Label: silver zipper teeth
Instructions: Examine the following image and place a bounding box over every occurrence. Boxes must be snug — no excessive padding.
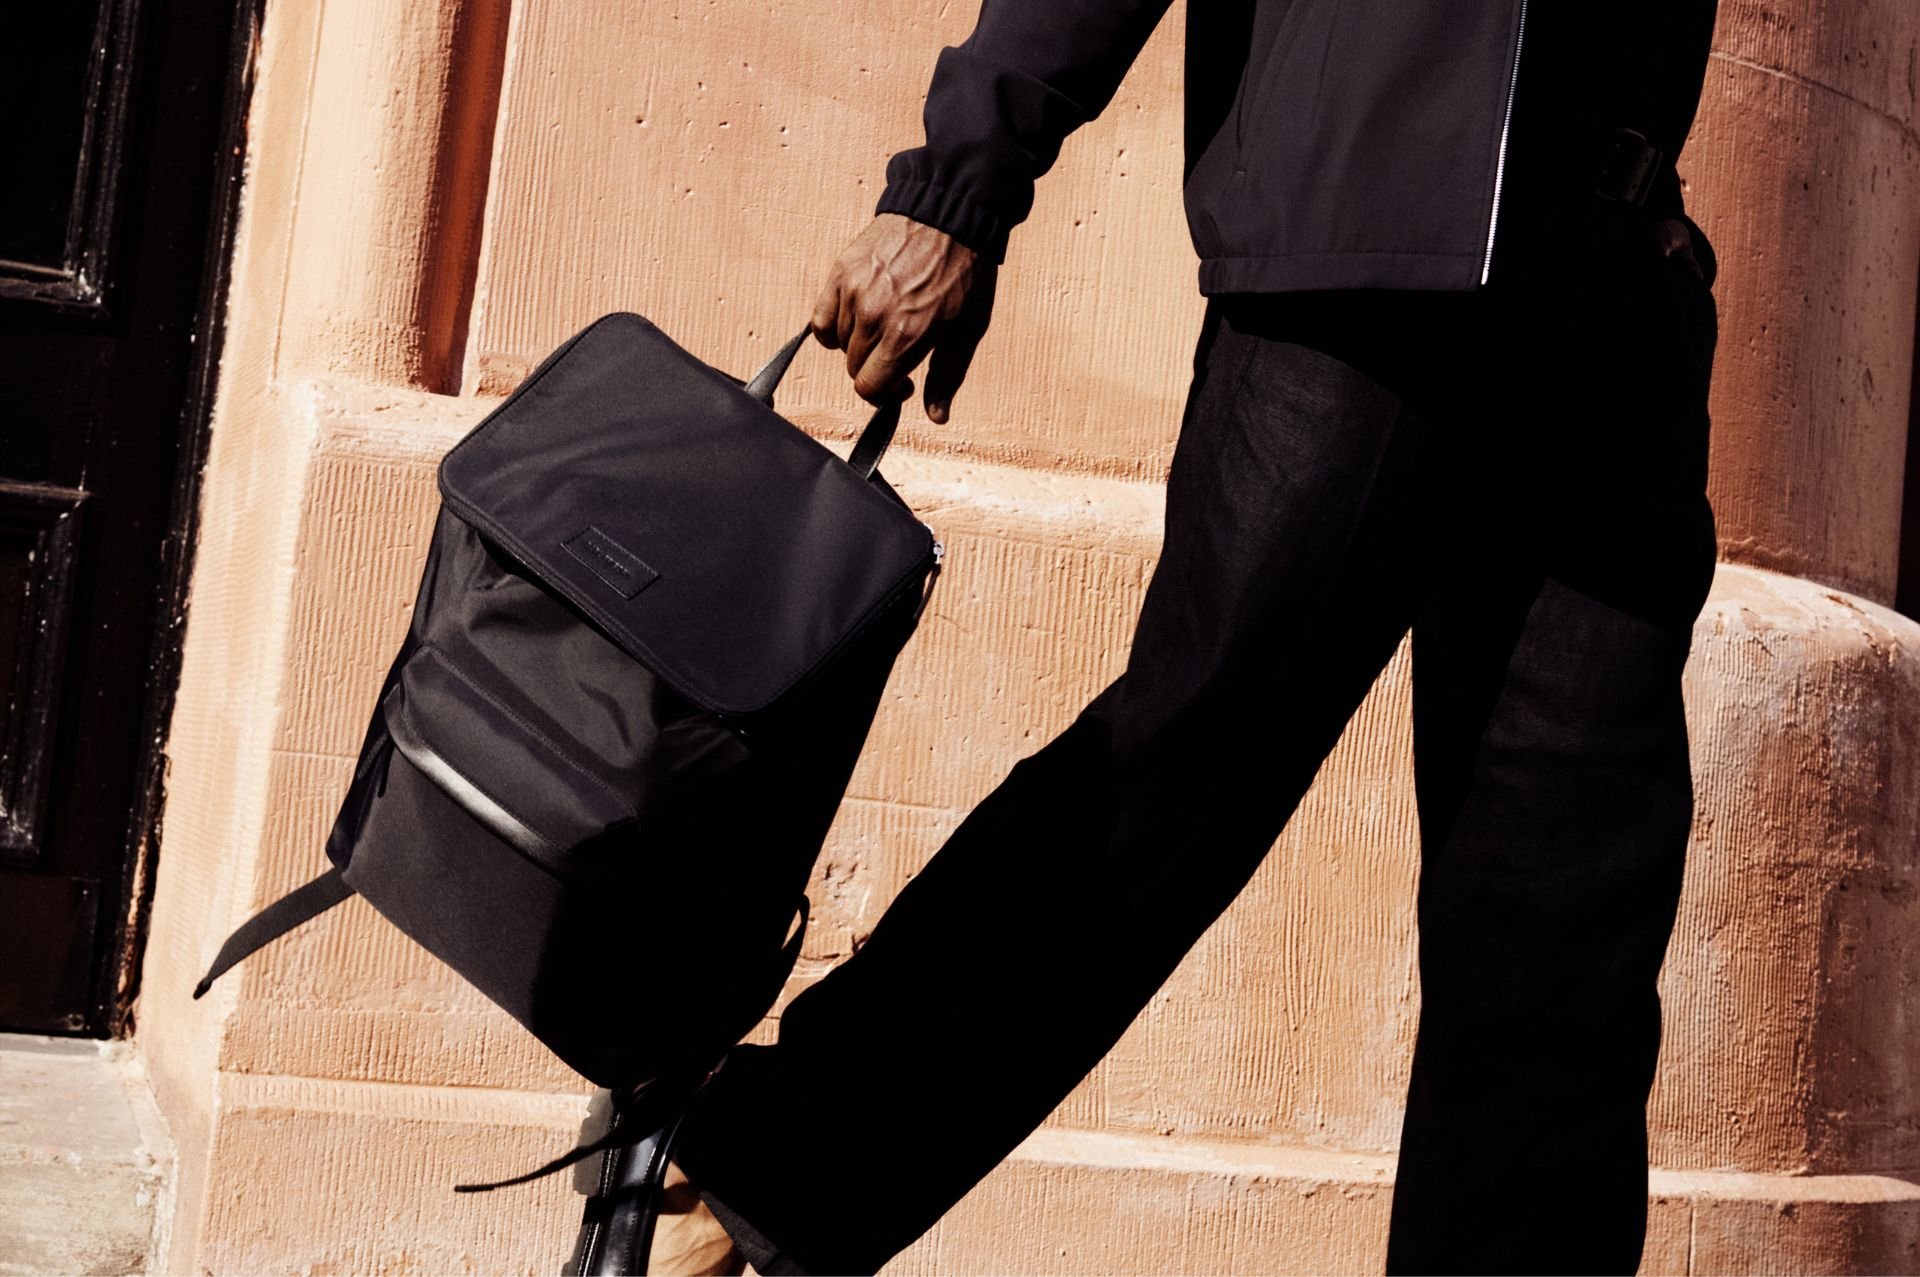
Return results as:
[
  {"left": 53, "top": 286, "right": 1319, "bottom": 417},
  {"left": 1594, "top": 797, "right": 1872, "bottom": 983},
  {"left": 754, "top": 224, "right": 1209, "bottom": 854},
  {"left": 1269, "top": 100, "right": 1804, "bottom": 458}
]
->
[{"left": 1480, "top": 0, "right": 1529, "bottom": 285}]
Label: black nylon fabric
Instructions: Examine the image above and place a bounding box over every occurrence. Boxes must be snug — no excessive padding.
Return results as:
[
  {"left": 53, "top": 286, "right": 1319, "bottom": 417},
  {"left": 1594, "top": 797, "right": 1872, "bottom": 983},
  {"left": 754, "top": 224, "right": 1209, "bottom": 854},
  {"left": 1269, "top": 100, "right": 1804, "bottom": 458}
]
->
[
  {"left": 439, "top": 312, "right": 938, "bottom": 715},
  {"left": 398, "top": 504, "right": 748, "bottom": 867},
  {"left": 200, "top": 314, "right": 940, "bottom": 1094},
  {"left": 873, "top": 0, "right": 1719, "bottom": 293},
  {"left": 323, "top": 555, "right": 922, "bottom": 1085},
  {"left": 328, "top": 709, "right": 790, "bottom": 1088}
]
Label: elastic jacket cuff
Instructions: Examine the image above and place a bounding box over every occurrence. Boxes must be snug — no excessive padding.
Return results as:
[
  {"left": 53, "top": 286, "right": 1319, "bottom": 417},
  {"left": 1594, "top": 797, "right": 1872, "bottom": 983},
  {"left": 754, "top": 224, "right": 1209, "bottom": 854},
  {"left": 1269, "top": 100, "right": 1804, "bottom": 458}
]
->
[{"left": 874, "top": 175, "right": 1012, "bottom": 265}]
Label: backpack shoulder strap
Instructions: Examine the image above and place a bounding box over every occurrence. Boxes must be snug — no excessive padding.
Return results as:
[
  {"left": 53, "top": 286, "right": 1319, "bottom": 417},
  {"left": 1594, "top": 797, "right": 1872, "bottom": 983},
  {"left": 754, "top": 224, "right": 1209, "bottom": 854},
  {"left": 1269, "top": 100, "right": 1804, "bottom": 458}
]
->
[{"left": 192, "top": 865, "right": 355, "bottom": 998}]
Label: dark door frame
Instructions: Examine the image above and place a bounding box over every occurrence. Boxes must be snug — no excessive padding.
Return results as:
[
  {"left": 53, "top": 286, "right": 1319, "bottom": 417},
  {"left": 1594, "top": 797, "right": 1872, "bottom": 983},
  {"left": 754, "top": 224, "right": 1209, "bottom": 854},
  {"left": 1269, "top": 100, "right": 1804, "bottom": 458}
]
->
[
  {"left": 1899, "top": 270, "right": 1920, "bottom": 621},
  {"left": 106, "top": 0, "right": 264, "bottom": 1035},
  {"left": 0, "top": 0, "right": 263, "bottom": 1035}
]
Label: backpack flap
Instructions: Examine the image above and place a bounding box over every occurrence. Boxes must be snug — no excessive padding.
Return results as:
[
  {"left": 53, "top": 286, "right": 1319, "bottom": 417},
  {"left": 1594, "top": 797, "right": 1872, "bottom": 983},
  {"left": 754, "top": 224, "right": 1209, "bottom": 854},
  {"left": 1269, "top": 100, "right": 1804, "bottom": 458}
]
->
[{"left": 437, "top": 312, "right": 937, "bottom": 716}]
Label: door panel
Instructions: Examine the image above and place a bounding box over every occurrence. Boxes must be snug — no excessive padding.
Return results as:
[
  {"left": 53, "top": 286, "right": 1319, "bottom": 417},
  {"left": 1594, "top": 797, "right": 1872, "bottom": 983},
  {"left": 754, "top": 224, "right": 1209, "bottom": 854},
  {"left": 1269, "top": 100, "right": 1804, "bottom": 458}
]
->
[
  {"left": 0, "top": 481, "right": 89, "bottom": 868},
  {"left": 0, "top": 1, "right": 248, "bottom": 1033},
  {"left": 0, "top": 5, "right": 98, "bottom": 274}
]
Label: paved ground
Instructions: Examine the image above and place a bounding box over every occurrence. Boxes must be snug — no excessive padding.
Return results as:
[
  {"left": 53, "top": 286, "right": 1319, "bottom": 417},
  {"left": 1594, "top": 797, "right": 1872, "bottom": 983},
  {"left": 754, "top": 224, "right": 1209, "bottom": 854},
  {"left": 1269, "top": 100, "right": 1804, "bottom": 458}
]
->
[{"left": 0, "top": 1035, "right": 171, "bottom": 1276}]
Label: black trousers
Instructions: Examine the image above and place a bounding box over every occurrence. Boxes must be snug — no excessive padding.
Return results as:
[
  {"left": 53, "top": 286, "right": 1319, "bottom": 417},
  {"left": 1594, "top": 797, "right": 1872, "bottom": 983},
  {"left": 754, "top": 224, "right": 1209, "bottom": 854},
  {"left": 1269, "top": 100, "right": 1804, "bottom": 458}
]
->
[{"left": 674, "top": 176, "right": 1721, "bottom": 1275}]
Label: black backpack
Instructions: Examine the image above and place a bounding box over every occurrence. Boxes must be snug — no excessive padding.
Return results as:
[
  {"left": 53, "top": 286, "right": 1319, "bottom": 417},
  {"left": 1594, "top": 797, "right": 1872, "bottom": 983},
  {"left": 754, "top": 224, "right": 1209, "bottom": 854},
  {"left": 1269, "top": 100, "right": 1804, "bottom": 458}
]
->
[{"left": 194, "top": 312, "right": 941, "bottom": 1130}]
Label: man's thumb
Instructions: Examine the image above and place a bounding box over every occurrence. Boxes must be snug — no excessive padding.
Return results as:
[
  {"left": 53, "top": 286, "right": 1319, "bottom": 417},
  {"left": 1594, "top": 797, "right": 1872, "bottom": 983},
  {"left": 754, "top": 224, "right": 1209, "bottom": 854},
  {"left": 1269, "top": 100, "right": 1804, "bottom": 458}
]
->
[{"left": 924, "top": 332, "right": 981, "bottom": 425}]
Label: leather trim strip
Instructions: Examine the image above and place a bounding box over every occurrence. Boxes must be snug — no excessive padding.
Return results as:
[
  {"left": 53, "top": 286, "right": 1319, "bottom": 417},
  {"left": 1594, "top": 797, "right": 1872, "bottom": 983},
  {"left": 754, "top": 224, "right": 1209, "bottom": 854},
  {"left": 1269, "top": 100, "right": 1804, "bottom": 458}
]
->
[{"left": 384, "top": 695, "right": 562, "bottom": 861}]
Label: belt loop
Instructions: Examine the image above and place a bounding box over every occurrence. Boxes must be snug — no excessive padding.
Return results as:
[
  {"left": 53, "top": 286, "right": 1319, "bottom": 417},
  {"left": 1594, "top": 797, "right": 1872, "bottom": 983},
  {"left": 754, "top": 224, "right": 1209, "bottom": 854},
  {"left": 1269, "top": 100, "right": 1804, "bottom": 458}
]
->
[
  {"left": 1537, "top": 109, "right": 1668, "bottom": 207},
  {"left": 1594, "top": 125, "right": 1664, "bottom": 205}
]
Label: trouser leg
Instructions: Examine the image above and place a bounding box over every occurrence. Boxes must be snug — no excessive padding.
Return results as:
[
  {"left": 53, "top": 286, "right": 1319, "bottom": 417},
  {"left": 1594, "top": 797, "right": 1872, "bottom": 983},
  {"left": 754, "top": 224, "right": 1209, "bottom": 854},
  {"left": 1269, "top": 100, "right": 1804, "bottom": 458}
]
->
[
  {"left": 1384, "top": 193, "right": 1721, "bottom": 1275},
  {"left": 1384, "top": 515, "right": 1712, "bottom": 1275},
  {"left": 672, "top": 289, "right": 1466, "bottom": 1275}
]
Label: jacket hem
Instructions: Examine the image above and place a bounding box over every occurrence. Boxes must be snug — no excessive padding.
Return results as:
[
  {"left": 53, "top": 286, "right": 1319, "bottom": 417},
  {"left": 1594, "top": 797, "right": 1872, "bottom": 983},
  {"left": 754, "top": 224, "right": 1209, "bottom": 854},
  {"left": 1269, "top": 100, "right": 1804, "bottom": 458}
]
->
[{"left": 1198, "top": 250, "right": 1486, "bottom": 295}]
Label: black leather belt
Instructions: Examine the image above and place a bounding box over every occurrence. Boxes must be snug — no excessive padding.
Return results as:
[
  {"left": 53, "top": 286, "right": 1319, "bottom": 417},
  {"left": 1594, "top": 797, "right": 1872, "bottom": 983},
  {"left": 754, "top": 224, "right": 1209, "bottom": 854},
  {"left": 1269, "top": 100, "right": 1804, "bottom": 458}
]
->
[{"left": 1517, "top": 106, "right": 1671, "bottom": 207}]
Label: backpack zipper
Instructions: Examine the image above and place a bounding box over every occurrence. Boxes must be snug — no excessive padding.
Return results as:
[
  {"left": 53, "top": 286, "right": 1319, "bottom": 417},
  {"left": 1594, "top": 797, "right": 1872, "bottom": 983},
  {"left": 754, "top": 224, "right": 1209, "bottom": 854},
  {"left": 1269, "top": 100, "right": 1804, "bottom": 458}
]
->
[
  {"left": 911, "top": 530, "right": 944, "bottom": 624},
  {"left": 1480, "top": 0, "right": 1530, "bottom": 286}
]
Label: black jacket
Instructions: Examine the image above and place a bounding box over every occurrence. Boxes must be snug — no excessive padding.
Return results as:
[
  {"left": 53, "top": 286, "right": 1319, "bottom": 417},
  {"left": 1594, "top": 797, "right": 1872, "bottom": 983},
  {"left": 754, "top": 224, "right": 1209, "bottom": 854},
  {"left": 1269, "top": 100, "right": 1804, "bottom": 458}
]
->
[{"left": 873, "top": 0, "right": 1719, "bottom": 293}]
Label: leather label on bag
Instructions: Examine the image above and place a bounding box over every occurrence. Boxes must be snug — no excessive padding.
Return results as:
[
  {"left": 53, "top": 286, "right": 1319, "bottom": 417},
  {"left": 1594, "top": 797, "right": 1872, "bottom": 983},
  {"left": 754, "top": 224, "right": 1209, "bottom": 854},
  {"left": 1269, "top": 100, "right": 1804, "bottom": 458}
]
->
[{"left": 561, "top": 525, "right": 659, "bottom": 599}]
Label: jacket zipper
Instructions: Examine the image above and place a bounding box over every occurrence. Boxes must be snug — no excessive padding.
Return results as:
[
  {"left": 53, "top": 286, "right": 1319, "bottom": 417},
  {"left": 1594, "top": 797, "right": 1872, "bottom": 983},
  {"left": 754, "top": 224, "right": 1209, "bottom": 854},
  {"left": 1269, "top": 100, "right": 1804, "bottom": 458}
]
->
[{"left": 1480, "top": 0, "right": 1530, "bottom": 285}]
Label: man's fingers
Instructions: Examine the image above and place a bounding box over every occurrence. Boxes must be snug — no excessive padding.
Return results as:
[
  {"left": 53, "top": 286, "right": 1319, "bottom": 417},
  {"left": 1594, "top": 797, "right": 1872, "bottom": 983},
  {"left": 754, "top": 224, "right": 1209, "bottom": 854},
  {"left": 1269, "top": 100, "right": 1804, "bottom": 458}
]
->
[
  {"left": 812, "top": 217, "right": 988, "bottom": 408},
  {"left": 844, "top": 303, "right": 886, "bottom": 386},
  {"left": 922, "top": 325, "right": 983, "bottom": 425},
  {"left": 811, "top": 272, "right": 929, "bottom": 404},
  {"left": 810, "top": 274, "right": 843, "bottom": 349},
  {"left": 1651, "top": 217, "right": 1706, "bottom": 282},
  {"left": 835, "top": 286, "right": 861, "bottom": 359},
  {"left": 1651, "top": 216, "right": 1691, "bottom": 258},
  {"left": 852, "top": 325, "right": 929, "bottom": 405},
  {"left": 925, "top": 265, "right": 996, "bottom": 423}
]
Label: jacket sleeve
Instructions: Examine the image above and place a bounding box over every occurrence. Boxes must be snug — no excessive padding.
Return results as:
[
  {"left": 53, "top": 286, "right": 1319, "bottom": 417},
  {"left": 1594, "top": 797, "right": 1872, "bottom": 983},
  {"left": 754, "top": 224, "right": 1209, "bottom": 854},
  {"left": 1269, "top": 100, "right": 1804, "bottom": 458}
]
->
[{"left": 874, "top": 0, "right": 1177, "bottom": 265}]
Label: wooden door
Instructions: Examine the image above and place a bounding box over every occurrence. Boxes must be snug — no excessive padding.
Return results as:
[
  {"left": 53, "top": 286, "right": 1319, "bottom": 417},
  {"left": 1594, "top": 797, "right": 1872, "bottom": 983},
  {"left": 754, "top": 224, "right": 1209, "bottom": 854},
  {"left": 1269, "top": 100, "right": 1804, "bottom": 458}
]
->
[{"left": 0, "top": 0, "right": 249, "bottom": 1033}]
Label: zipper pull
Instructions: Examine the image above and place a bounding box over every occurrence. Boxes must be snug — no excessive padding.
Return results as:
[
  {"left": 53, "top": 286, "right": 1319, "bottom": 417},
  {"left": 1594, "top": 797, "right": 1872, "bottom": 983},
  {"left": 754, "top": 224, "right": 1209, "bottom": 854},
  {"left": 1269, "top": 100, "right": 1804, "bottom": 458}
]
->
[{"left": 914, "top": 532, "right": 945, "bottom": 624}]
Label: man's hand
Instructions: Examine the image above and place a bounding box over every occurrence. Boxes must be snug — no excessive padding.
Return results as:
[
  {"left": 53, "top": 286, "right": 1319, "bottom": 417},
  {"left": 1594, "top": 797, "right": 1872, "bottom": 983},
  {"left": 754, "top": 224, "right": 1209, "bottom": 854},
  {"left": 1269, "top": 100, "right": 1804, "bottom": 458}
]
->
[
  {"left": 811, "top": 212, "right": 998, "bottom": 424},
  {"left": 1650, "top": 215, "right": 1705, "bottom": 282}
]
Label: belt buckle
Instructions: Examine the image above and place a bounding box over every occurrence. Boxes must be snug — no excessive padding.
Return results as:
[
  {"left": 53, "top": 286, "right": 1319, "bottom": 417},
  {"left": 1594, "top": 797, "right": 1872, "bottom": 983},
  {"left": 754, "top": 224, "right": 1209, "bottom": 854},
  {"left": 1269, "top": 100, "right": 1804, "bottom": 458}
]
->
[{"left": 1593, "top": 125, "right": 1663, "bottom": 205}]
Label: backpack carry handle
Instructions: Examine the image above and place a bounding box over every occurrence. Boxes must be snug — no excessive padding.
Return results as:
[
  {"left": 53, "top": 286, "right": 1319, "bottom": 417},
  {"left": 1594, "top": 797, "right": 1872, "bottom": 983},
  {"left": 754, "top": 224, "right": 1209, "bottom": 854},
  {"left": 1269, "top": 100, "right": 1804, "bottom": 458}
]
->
[
  {"left": 742, "top": 327, "right": 810, "bottom": 403},
  {"left": 744, "top": 325, "right": 903, "bottom": 482}
]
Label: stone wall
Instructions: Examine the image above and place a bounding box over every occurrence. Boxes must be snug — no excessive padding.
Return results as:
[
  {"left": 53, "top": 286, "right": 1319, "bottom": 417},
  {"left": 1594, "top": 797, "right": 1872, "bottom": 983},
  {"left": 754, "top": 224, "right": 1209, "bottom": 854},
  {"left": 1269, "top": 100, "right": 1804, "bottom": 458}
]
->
[{"left": 137, "top": 0, "right": 1920, "bottom": 1271}]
